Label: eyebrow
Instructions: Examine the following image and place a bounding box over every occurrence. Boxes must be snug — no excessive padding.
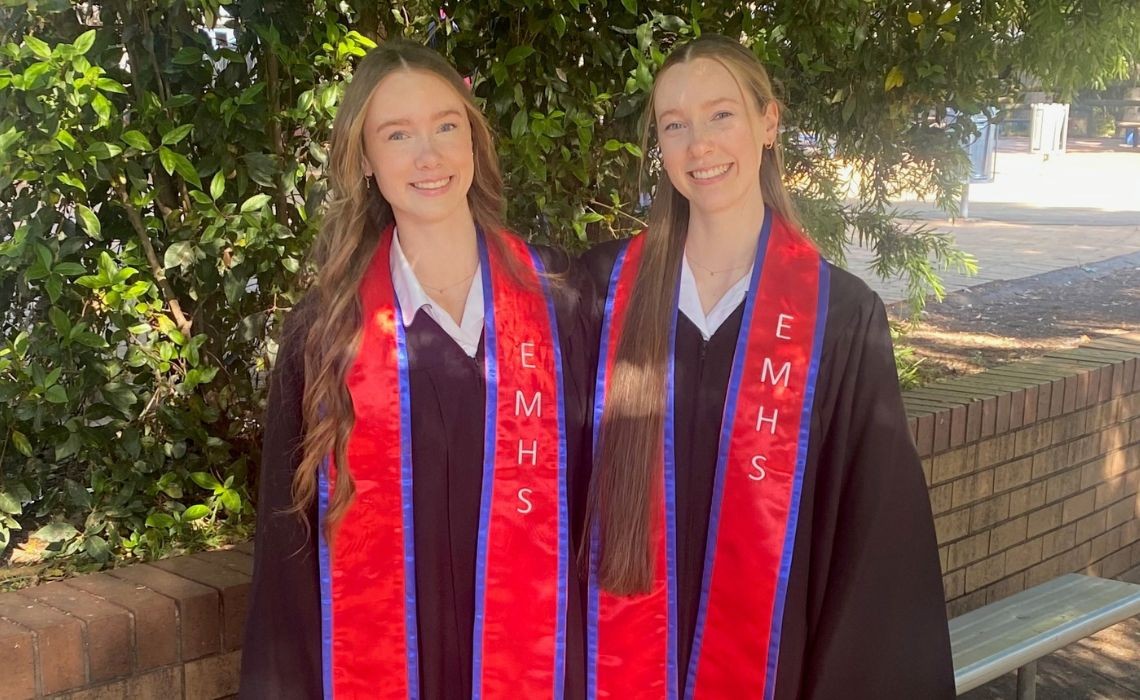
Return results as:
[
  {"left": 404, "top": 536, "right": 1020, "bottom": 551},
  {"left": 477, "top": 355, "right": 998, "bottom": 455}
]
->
[
  {"left": 657, "top": 97, "right": 742, "bottom": 121},
  {"left": 375, "top": 108, "right": 464, "bottom": 132}
]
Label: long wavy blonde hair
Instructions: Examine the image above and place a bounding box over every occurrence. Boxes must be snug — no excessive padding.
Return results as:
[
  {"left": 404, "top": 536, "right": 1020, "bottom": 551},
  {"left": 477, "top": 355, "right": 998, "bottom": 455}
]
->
[
  {"left": 586, "top": 35, "right": 804, "bottom": 594},
  {"left": 290, "top": 40, "right": 509, "bottom": 533}
]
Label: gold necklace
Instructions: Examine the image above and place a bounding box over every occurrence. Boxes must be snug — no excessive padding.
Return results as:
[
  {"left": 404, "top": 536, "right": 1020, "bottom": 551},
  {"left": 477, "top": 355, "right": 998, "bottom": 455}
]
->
[
  {"left": 419, "top": 266, "right": 478, "bottom": 295},
  {"left": 686, "top": 254, "right": 752, "bottom": 277}
]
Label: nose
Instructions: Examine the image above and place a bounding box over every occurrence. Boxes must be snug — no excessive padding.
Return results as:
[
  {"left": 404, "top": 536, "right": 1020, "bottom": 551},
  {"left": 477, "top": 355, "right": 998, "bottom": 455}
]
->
[
  {"left": 687, "top": 125, "right": 714, "bottom": 159},
  {"left": 415, "top": 137, "right": 443, "bottom": 170}
]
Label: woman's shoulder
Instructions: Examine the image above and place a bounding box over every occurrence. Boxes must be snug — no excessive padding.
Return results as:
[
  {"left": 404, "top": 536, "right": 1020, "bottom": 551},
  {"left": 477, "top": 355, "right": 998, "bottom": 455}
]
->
[
  {"left": 822, "top": 261, "right": 887, "bottom": 328},
  {"left": 579, "top": 237, "right": 634, "bottom": 294}
]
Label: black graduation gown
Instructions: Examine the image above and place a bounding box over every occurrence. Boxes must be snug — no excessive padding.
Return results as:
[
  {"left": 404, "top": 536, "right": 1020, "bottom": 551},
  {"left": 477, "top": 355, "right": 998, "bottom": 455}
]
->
[
  {"left": 581, "top": 239, "right": 955, "bottom": 700},
  {"left": 239, "top": 247, "right": 594, "bottom": 700}
]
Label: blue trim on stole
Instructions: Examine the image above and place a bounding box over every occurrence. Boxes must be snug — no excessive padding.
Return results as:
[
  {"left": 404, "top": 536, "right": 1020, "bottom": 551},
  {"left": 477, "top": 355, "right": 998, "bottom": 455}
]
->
[
  {"left": 318, "top": 459, "right": 333, "bottom": 700},
  {"left": 394, "top": 290, "right": 421, "bottom": 699},
  {"left": 683, "top": 207, "right": 774, "bottom": 699},
  {"left": 663, "top": 274, "right": 682, "bottom": 700},
  {"left": 586, "top": 240, "right": 631, "bottom": 700},
  {"left": 762, "top": 260, "right": 829, "bottom": 700},
  {"left": 529, "top": 246, "right": 571, "bottom": 700},
  {"left": 470, "top": 233, "right": 498, "bottom": 700}
]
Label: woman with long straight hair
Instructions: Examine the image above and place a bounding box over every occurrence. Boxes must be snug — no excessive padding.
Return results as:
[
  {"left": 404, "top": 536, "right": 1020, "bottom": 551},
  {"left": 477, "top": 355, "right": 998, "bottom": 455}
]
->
[
  {"left": 581, "top": 35, "right": 954, "bottom": 699},
  {"left": 240, "top": 40, "right": 592, "bottom": 699}
]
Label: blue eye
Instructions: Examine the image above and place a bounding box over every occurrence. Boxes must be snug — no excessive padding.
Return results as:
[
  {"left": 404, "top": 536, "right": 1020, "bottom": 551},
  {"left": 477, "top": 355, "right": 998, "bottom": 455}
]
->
[
  {"left": 713, "top": 111, "right": 733, "bottom": 120},
  {"left": 388, "top": 131, "right": 409, "bottom": 141},
  {"left": 662, "top": 121, "right": 684, "bottom": 132},
  {"left": 439, "top": 122, "right": 458, "bottom": 133}
]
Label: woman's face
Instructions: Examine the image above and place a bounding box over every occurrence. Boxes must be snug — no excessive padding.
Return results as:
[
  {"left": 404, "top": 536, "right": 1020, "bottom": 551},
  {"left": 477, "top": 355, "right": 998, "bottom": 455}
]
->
[
  {"left": 361, "top": 69, "right": 475, "bottom": 231},
  {"left": 653, "top": 57, "right": 777, "bottom": 217}
]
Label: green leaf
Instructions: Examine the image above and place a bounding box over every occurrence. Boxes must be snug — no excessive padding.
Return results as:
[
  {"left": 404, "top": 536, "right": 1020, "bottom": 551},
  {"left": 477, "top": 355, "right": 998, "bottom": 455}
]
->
[
  {"left": 161, "top": 124, "right": 194, "bottom": 146},
  {"left": 10, "top": 430, "right": 32, "bottom": 458},
  {"left": 163, "top": 241, "right": 196, "bottom": 269},
  {"left": 84, "top": 535, "right": 111, "bottom": 562},
  {"left": 96, "top": 77, "right": 126, "bottom": 94},
  {"left": 936, "top": 4, "right": 960, "bottom": 25},
  {"left": 242, "top": 153, "right": 277, "bottom": 187},
  {"left": 191, "top": 471, "right": 223, "bottom": 491},
  {"left": 91, "top": 93, "right": 112, "bottom": 123},
  {"left": 145, "top": 513, "right": 176, "bottom": 529},
  {"left": 56, "top": 173, "right": 86, "bottom": 191},
  {"left": 210, "top": 171, "right": 225, "bottom": 200},
  {"left": 25, "top": 35, "right": 52, "bottom": 60},
  {"left": 183, "top": 504, "right": 211, "bottom": 521},
  {"left": 77, "top": 204, "right": 102, "bottom": 238},
  {"left": 74, "top": 332, "right": 107, "bottom": 348},
  {"left": 45, "top": 384, "right": 68, "bottom": 403},
  {"left": 281, "top": 257, "right": 300, "bottom": 273},
  {"left": 49, "top": 305, "right": 70, "bottom": 335},
  {"left": 240, "top": 193, "right": 272, "bottom": 212},
  {"left": 73, "top": 29, "right": 97, "bottom": 55},
  {"left": 884, "top": 65, "right": 905, "bottom": 91},
  {"left": 504, "top": 46, "right": 534, "bottom": 66},
  {"left": 122, "top": 130, "right": 153, "bottom": 151},
  {"left": 54, "top": 262, "right": 86, "bottom": 276},
  {"left": 0, "top": 490, "right": 22, "bottom": 514},
  {"left": 158, "top": 147, "right": 201, "bottom": 187},
  {"left": 23, "top": 61, "right": 53, "bottom": 87},
  {"left": 46, "top": 275, "right": 63, "bottom": 302},
  {"left": 907, "top": 12, "right": 924, "bottom": 27},
  {"left": 34, "top": 521, "right": 79, "bottom": 542},
  {"left": 621, "top": 0, "right": 637, "bottom": 15},
  {"left": 86, "top": 141, "right": 122, "bottom": 160},
  {"left": 172, "top": 47, "right": 203, "bottom": 65},
  {"left": 219, "top": 489, "right": 241, "bottom": 513},
  {"left": 101, "top": 382, "right": 137, "bottom": 410},
  {"left": 0, "top": 126, "right": 21, "bottom": 154},
  {"left": 510, "top": 110, "right": 529, "bottom": 140}
]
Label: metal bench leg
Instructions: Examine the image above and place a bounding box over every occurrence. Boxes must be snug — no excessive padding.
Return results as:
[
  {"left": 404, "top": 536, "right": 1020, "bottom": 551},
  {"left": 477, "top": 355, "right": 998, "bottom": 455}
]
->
[{"left": 1016, "top": 660, "right": 1037, "bottom": 700}]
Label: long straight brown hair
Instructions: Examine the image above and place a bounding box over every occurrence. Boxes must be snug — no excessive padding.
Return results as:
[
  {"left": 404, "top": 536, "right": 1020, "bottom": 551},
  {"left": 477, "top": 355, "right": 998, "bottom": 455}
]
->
[
  {"left": 288, "top": 40, "right": 512, "bottom": 535},
  {"left": 586, "top": 35, "right": 804, "bottom": 594}
]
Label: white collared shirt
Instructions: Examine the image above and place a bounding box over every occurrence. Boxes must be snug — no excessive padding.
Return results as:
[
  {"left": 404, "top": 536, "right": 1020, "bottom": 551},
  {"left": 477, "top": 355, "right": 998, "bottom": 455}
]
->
[
  {"left": 678, "top": 254, "right": 752, "bottom": 341},
  {"left": 390, "top": 229, "right": 484, "bottom": 357}
]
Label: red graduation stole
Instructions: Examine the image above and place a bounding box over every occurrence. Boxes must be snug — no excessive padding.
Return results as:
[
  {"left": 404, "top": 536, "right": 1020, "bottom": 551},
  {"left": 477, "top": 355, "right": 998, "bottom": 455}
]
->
[
  {"left": 587, "top": 209, "right": 829, "bottom": 699},
  {"left": 318, "top": 226, "right": 569, "bottom": 698}
]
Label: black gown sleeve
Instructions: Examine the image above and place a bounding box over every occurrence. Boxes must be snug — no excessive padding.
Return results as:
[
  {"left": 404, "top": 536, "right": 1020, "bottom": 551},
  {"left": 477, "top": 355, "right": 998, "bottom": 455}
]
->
[
  {"left": 239, "top": 302, "right": 322, "bottom": 700},
  {"left": 801, "top": 273, "right": 955, "bottom": 699}
]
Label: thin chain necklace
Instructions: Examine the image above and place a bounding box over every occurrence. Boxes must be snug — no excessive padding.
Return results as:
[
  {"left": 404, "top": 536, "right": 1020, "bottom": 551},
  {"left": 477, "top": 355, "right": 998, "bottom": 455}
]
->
[
  {"left": 418, "top": 265, "right": 478, "bottom": 295},
  {"left": 686, "top": 253, "right": 752, "bottom": 277}
]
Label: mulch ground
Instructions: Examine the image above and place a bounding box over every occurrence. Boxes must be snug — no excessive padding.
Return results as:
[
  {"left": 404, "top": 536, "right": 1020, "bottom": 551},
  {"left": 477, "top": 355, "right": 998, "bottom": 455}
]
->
[{"left": 892, "top": 252, "right": 1140, "bottom": 383}]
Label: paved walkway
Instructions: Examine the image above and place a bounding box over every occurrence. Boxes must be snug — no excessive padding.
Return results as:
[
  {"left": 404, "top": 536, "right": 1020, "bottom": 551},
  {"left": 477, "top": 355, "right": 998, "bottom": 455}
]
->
[
  {"left": 845, "top": 138, "right": 1140, "bottom": 697},
  {"left": 845, "top": 138, "right": 1140, "bottom": 304}
]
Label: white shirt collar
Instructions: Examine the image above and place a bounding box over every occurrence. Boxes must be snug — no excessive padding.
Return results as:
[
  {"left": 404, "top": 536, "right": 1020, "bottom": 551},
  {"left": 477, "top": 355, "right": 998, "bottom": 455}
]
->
[
  {"left": 389, "top": 228, "right": 484, "bottom": 357},
  {"left": 678, "top": 254, "right": 751, "bottom": 341}
]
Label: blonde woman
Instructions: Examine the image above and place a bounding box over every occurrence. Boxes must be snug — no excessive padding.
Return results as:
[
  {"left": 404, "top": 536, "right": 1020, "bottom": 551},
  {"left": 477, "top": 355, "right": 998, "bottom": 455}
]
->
[
  {"left": 581, "top": 36, "right": 953, "bottom": 699},
  {"left": 240, "top": 40, "right": 592, "bottom": 699}
]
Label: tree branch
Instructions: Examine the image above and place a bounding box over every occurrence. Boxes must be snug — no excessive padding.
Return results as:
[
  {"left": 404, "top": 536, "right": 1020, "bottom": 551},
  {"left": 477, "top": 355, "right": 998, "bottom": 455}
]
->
[{"left": 113, "top": 182, "right": 192, "bottom": 335}]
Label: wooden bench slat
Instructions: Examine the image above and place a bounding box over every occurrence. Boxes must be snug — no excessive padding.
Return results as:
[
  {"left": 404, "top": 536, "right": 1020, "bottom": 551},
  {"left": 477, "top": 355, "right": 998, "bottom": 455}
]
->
[{"left": 950, "top": 574, "right": 1140, "bottom": 694}]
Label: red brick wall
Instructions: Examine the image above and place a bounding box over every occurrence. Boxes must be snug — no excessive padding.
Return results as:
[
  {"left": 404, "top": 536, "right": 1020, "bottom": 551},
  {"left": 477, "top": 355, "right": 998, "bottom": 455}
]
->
[
  {"left": 1, "top": 336, "right": 1138, "bottom": 698},
  {"left": 0, "top": 544, "right": 250, "bottom": 700},
  {"left": 904, "top": 335, "right": 1140, "bottom": 617}
]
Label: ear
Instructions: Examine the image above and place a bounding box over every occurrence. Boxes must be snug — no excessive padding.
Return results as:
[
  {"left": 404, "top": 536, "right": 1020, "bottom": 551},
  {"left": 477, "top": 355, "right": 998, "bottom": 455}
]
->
[
  {"left": 360, "top": 156, "right": 373, "bottom": 179},
  {"left": 762, "top": 101, "right": 779, "bottom": 145}
]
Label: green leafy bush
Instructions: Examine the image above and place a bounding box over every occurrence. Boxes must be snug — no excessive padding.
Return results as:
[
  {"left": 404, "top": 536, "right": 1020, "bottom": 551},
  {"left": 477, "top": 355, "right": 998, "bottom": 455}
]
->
[{"left": 1, "top": 0, "right": 1135, "bottom": 578}]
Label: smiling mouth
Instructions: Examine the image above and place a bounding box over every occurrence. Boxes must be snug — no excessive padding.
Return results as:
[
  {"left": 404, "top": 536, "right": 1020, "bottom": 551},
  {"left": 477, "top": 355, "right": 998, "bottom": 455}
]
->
[
  {"left": 412, "top": 177, "right": 452, "bottom": 190},
  {"left": 690, "top": 163, "right": 732, "bottom": 180}
]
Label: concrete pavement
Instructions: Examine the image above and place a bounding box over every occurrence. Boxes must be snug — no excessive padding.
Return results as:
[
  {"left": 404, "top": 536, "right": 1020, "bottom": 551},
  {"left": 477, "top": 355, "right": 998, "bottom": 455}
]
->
[{"left": 844, "top": 138, "right": 1140, "bottom": 304}]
